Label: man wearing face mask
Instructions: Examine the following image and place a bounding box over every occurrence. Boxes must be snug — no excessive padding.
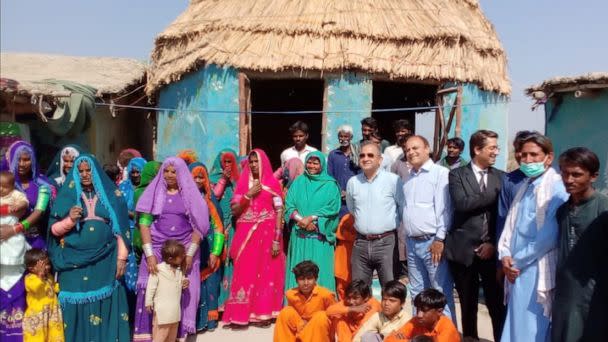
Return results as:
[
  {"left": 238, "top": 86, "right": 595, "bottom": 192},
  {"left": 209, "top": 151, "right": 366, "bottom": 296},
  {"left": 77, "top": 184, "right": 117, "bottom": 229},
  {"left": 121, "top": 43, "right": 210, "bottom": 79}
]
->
[{"left": 497, "top": 133, "right": 569, "bottom": 342}]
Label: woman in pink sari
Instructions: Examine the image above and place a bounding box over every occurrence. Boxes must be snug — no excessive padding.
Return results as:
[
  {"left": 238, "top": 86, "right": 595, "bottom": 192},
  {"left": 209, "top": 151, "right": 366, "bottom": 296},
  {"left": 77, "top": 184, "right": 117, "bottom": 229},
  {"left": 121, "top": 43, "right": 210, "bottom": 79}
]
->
[{"left": 222, "top": 149, "right": 286, "bottom": 327}]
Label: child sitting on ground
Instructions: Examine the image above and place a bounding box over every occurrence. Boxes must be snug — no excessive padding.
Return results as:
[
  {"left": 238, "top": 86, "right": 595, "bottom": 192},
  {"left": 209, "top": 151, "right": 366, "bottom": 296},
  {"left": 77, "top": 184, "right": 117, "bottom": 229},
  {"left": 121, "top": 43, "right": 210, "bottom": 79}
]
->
[
  {"left": 354, "top": 280, "right": 409, "bottom": 342},
  {"left": 0, "top": 171, "right": 30, "bottom": 267},
  {"left": 327, "top": 280, "right": 381, "bottom": 342},
  {"left": 145, "top": 239, "right": 189, "bottom": 342},
  {"left": 23, "top": 248, "right": 64, "bottom": 342},
  {"left": 385, "top": 289, "right": 460, "bottom": 342},
  {"left": 274, "top": 260, "right": 336, "bottom": 342}
]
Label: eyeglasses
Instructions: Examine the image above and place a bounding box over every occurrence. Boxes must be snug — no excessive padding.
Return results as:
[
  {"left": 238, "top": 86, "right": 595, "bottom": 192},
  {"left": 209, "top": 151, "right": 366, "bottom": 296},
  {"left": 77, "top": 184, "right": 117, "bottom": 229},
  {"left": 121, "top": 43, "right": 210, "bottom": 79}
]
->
[{"left": 359, "top": 153, "right": 376, "bottom": 159}]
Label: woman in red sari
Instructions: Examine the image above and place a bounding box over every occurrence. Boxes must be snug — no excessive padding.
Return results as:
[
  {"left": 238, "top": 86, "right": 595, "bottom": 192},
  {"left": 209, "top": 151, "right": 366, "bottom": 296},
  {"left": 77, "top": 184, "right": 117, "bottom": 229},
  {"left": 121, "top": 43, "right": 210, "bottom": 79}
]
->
[{"left": 222, "top": 149, "right": 285, "bottom": 327}]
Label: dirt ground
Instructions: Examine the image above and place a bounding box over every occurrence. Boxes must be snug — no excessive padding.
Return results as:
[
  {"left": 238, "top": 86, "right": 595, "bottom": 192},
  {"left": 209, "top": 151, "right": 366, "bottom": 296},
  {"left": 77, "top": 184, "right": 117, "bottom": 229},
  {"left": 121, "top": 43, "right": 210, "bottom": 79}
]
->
[{"left": 192, "top": 300, "right": 495, "bottom": 342}]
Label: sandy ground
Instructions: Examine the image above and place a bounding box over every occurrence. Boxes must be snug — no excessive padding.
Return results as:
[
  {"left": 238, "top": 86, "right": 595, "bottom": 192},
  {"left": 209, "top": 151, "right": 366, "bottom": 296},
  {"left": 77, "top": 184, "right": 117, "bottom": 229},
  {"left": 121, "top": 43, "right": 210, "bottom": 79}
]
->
[{"left": 192, "top": 300, "right": 495, "bottom": 342}]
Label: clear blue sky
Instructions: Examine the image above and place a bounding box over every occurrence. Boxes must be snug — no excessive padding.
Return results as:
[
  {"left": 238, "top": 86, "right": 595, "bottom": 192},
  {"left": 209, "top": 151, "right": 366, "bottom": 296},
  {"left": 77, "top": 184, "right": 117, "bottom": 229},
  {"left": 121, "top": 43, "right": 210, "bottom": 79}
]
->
[{"left": 2, "top": 0, "right": 606, "bottom": 141}]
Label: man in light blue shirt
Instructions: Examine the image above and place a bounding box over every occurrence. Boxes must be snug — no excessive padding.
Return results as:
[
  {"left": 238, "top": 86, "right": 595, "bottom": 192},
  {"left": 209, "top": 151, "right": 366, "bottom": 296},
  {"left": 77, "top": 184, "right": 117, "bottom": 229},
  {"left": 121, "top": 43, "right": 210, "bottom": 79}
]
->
[
  {"left": 346, "top": 141, "right": 404, "bottom": 287},
  {"left": 401, "top": 135, "right": 456, "bottom": 324}
]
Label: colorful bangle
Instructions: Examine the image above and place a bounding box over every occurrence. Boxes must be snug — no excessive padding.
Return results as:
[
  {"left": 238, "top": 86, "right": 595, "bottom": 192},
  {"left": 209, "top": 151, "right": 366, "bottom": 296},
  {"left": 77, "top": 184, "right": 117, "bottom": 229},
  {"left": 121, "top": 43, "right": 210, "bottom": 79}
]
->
[
  {"left": 139, "top": 213, "right": 153, "bottom": 226},
  {"left": 13, "top": 223, "right": 24, "bottom": 233},
  {"left": 142, "top": 243, "right": 154, "bottom": 258},
  {"left": 273, "top": 229, "right": 282, "bottom": 241},
  {"left": 0, "top": 205, "right": 9, "bottom": 215},
  {"left": 211, "top": 233, "right": 225, "bottom": 256},
  {"left": 186, "top": 243, "right": 199, "bottom": 257},
  {"left": 35, "top": 186, "right": 51, "bottom": 211},
  {"left": 20, "top": 219, "right": 30, "bottom": 231}
]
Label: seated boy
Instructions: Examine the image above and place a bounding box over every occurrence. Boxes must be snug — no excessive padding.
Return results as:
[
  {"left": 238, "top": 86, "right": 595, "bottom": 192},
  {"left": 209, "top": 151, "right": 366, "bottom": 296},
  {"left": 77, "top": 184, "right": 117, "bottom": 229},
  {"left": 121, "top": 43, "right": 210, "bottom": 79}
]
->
[
  {"left": 353, "top": 280, "right": 409, "bottom": 342},
  {"left": 385, "top": 289, "right": 460, "bottom": 342},
  {"left": 327, "top": 280, "right": 381, "bottom": 342},
  {"left": 273, "top": 260, "right": 336, "bottom": 342}
]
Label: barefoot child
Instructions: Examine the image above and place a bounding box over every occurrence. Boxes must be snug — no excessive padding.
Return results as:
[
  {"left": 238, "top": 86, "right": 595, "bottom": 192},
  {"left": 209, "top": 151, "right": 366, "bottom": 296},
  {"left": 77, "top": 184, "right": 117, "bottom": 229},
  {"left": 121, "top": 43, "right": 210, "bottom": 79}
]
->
[
  {"left": 23, "top": 248, "right": 64, "bottom": 342},
  {"left": 354, "top": 280, "right": 409, "bottom": 342},
  {"left": 0, "top": 171, "right": 30, "bottom": 266},
  {"left": 145, "top": 239, "right": 189, "bottom": 342},
  {"left": 385, "top": 289, "right": 460, "bottom": 342},
  {"left": 274, "top": 260, "right": 336, "bottom": 342},
  {"left": 327, "top": 280, "right": 381, "bottom": 342}
]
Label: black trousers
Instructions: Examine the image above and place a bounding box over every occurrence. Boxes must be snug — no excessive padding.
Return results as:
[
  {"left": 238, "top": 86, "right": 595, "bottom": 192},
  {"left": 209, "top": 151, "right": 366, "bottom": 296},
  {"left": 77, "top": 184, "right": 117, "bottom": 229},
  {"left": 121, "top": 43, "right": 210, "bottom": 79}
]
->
[{"left": 449, "top": 257, "right": 505, "bottom": 342}]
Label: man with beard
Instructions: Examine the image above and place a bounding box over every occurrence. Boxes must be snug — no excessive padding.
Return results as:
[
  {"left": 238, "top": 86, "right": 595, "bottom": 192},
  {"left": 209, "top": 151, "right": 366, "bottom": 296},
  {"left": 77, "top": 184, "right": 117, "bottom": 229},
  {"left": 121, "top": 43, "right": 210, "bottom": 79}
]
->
[{"left": 384, "top": 119, "right": 413, "bottom": 164}]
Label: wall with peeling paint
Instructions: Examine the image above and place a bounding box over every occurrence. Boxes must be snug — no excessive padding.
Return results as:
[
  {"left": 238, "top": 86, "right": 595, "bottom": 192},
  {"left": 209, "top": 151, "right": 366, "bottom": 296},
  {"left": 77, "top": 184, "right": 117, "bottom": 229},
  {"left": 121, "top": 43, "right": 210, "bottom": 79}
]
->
[
  {"left": 440, "top": 83, "right": 509, "bottom": 170},
  {"left": 323, "top": 73, "right": 372, "bottom": 152},
  {"left": 156, "top": 64, "right": 239, "bottom": 166},
  {"left": 544, "top": 90, "right": 608, "bottom": 193}
]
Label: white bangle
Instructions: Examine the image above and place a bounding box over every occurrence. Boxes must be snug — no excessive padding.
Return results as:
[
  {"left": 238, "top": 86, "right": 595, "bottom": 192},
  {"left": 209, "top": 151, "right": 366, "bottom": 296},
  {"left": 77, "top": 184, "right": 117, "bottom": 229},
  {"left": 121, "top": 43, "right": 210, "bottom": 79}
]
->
[
  {"left": 293, "top": 213, "right": 304, "bottom": 222},
  {"left": 143, "top": 243, "right": 153, "bottom": 258},
  {"left": 186, "top": 243, "right": 199, "bottom": 257}
]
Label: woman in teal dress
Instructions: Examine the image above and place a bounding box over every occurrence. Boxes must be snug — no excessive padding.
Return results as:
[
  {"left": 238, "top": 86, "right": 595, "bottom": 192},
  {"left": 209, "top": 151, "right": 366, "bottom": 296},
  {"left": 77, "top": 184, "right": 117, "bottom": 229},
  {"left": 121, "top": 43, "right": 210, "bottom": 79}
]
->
[
  {"left": 209, "top": 148, "right": 240, "bottom": 309},
  {"left": 47, "top": 154, "right": 131, "bottom": 341},
  {"left": 283, "top": 151, "right": 341, "bottom": 292}
]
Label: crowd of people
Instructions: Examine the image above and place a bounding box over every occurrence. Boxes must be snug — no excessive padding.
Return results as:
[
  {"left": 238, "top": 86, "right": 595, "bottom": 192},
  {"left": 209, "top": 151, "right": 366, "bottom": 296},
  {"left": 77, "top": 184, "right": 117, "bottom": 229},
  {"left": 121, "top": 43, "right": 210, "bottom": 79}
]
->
[{"left": 0, "top": 116, "right": 605, "bottom": 342}]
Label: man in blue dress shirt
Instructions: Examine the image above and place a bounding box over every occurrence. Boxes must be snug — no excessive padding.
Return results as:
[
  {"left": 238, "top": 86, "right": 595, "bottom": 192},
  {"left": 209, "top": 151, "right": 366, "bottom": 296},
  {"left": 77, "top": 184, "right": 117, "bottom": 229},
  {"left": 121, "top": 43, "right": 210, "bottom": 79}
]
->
[{"left": 346, "top": 141, "right": 404, "bottom": 288}]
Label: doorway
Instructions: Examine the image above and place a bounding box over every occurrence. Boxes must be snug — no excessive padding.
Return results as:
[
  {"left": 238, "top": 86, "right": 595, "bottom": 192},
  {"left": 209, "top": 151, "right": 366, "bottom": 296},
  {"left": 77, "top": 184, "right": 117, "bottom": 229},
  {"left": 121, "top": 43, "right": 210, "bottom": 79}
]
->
[
  {"left": 372, "top": 81, "right": 437, "bottom": 144},
  {"left": 250, "top": 79, "right": 324, "bottom": 169}
]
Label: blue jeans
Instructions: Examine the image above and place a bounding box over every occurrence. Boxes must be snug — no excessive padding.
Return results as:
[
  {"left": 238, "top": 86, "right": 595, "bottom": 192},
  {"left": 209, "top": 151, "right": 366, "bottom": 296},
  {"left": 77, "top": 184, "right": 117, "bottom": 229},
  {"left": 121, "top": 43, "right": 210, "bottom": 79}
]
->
[{"left": 406, "top": 237, "right": 457, "bottom": 324}]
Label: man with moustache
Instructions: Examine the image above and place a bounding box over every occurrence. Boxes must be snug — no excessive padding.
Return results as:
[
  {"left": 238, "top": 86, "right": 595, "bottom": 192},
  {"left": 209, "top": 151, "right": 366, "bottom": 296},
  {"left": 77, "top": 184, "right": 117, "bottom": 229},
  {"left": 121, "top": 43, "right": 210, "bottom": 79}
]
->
[
  {"left": 346, "top": 141, "right": 404, "bottom": 288},
  {"left": 384, "top": 119, "right": 413, "bottom": 164},
  {"left": 444, "top": 130, "right": 506, "bottom": 342}
]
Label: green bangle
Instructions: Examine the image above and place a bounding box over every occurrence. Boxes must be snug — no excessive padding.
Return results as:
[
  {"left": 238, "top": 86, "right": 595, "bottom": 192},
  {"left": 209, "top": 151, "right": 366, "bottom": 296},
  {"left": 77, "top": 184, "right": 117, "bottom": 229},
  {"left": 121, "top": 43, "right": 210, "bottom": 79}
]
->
[
  {"left": 139, "top": 213, "right": 153, "bottom": 226},
  {"left": 211, "top": 233, "right": 225, "bottom": 256},
  {"left": 35, "top": 186, "right": 51, "bottom": 211},
  {"left": 20, "top": 220, "right": 31, "bottom": 231}
]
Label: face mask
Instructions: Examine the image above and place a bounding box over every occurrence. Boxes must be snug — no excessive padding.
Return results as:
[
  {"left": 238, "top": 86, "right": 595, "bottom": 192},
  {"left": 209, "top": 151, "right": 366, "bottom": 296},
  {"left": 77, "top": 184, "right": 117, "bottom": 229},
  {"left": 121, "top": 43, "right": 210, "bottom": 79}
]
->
[
  {"left": 339, "top": 139, "right": 350, "bottom": 147},
  {"left": 520, "top": 160, "right": 546, "bottom": 178}
]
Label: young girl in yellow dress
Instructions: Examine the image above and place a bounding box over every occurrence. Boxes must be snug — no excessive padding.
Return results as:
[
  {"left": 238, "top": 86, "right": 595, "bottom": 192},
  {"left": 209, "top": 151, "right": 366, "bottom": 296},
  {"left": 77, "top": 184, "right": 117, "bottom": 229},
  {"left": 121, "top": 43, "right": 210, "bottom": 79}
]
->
[{"left": 22, "top": 248, "right": 64, "bottom": 342}]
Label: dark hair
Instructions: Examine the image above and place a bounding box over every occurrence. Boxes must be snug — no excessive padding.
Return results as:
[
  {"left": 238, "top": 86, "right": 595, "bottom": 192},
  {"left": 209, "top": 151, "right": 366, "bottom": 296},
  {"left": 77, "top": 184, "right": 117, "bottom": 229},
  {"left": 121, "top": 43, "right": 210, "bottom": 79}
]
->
[
  {"left": 25, "top": 248, "right": 48, "bottom": 270},
  {"left": 513, "top": 130, "right": 540, "bottom": 152},
  {"left": 289, "top": 121, "right": 309, "bottom": 135},
  {"left": 469, "top": 130, "right": 499, "bottom": 159},
  {"left": 360, "top": 117, "right": 378, "bottom": 130},
  {"left": 0, "top": 170, "right": 15, "bottom": 184},
  {"left": 161, "top": 239, "right": 186, "bottom": 262},
  {"left": 292, "top": 260, "right": 319, "bottom": 279},
  {"left": 559, "top": 147, "right": 600, "bottom": 174},
  {"left": 413, "top": 288, "right": 447, "bottom": 311},
  {"left": 446, "top": 137, "right": 465, "bottom": 151},
  {"left": 103, "top": 164, "right": 121, "bottom": 181},
  {"left": 406, "top": 135, "right": 430, "bottom": 148},
  {"left": 118, "top": 151, "right": 135, "bottom": 167},
  {"left": 370, "top": 132, "right": 382, "bottom": 141},
  {"left": 381, "top": 280, "right": 407, "bottom": 303},
  {"left": 392, "top": 119, "right": 412, "bottom": 132},
  {"left": 520, "top": 133, "right": 553, "bottom": 155},
  {"left": 411, "top": 336, "right": 434, "bottom": 342},
  {"left": 345, "top": 280, "right": 372, "bottom": 299}
]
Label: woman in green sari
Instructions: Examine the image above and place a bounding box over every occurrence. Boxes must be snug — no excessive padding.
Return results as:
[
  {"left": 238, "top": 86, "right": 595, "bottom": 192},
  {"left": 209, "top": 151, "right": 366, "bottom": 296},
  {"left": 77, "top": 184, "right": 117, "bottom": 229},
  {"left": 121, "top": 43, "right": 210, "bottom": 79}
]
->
[
  {"left": 284, "top": 151, "right": 341, "bottom": 292},
  {"left": 132, "top": 161, "right": 162, "bottom": 260},
  {"left": 47, "top": 154, "right": 131, "bottom": 341},
  {"left": 209, "top": 149, "right": 240, "bottom": 309}
]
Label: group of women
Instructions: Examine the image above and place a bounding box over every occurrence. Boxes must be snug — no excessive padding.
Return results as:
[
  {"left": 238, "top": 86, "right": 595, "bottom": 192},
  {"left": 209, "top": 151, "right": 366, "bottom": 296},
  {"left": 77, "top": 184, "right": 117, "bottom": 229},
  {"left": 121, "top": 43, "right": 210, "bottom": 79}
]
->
[{"left": 0, "top": 141, "right": 345, "bottom": 341}]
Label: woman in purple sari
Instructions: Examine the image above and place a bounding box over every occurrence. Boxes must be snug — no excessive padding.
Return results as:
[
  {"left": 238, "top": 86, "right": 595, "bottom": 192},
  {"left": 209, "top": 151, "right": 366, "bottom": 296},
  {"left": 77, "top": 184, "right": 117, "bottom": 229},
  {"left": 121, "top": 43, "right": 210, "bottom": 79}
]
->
[
  {"left": 133, "top": 157, "right": 209, "bottom": 341},
  {"left": 0, "top": 140, "right": 54, "bottom": 341}
]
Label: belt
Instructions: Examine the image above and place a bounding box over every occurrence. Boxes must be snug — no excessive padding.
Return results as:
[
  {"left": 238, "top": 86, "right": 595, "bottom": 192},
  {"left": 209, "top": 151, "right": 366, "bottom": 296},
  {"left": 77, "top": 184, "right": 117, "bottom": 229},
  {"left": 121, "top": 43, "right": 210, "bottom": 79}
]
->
[
  {"left": 408, "top": 234, "right": 435, "bottom": 241},
  {"left": 357, "top": 231, "right": 394, "bottom": 241}
]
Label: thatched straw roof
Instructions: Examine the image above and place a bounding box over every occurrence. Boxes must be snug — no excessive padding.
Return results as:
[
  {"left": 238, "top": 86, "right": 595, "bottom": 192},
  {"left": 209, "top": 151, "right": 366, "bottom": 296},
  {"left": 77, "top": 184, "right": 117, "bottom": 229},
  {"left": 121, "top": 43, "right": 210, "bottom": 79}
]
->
[
  {"left": 0, "top": 52, "right": 146, "bottom": 97},
  {"left": 526, "top": 72, "right": 608, "bottom": 95},
  {"left": 147, "top": 0, "right": 510, "bottom": 96}
]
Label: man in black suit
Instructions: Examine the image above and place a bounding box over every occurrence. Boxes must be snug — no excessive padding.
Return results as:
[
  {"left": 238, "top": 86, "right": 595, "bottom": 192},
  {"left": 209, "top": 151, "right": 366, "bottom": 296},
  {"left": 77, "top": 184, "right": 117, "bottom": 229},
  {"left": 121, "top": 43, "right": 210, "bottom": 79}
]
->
[{"left": 444, "top": 130, "right": 506, "bottom": 342}]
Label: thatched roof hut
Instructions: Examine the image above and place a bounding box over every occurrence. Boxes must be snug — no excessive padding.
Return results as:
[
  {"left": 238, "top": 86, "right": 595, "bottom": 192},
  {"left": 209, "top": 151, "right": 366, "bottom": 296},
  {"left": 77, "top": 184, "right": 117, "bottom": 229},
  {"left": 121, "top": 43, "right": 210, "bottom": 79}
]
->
[
  {"left": 146, "top": 0, "right": 510, "bottom": 96},
  {"left": 526, "top": 72, "right": 608, "bottom": 97}
]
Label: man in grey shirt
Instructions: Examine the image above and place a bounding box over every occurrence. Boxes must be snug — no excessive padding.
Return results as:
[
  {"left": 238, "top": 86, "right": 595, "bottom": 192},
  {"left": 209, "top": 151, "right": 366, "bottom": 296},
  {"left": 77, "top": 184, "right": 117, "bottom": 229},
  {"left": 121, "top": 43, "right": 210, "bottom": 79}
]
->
[{"left": 346, "top": 141, "right": 404, "bottom": 287}]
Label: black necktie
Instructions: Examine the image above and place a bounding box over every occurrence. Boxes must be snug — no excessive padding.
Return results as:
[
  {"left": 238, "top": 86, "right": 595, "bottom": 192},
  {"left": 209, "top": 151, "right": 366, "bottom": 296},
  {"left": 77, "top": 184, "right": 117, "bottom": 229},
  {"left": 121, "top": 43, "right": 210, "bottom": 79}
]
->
[{"left": 479, "top": 170, "right": 489, "bottom": 242}]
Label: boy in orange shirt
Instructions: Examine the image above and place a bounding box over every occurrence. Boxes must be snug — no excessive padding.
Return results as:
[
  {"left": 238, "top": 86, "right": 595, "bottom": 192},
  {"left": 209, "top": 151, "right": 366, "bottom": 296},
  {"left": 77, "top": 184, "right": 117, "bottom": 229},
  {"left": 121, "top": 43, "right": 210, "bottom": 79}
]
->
[
  {"left": 385, "top": 289, "right": 460, "bottom": 342},
  {"left": 327, "top": 280, "right": 381, "bottom": 342},
  {"left": 274, "top": 260, "right": 337, "bottom": 342}
]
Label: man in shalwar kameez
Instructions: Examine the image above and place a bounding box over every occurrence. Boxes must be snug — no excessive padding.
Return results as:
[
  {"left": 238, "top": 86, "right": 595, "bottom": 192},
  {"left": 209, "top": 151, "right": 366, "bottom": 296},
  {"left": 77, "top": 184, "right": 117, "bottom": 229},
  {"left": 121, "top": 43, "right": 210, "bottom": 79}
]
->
[{"left": 497, "top": 134, "right": 568, "bottom": 342}]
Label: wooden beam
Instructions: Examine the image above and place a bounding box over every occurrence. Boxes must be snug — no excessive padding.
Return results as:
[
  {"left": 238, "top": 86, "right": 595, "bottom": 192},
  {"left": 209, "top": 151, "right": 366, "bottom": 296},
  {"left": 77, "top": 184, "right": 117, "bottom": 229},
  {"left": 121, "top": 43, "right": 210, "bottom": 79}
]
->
[
  {"left": 436, "top": 86, "right": 459, "bottom": 95},
  {"left": 238, "top": 73, "right": 251, "bottom": 155},
  {"left": 455, "top": 85, "right": 463, "bottom": 137}
]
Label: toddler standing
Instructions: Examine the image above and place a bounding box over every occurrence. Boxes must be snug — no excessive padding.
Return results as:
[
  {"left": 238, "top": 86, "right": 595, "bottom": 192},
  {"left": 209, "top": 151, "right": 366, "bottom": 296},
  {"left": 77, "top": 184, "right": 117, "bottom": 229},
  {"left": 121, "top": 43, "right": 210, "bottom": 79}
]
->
[
  {"left": 23, "top": 248, "right": 64, "bottom": 342},
  {"left": 145, "top": 239, "right": 189, "bottom": 342}
]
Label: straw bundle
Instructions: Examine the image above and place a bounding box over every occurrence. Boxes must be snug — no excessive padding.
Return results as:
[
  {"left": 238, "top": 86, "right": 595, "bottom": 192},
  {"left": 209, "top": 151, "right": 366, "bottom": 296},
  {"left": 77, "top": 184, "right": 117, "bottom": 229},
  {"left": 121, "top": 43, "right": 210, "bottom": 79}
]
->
[{"left": 147, "top": 0, "right": 510, "bottom": 96}]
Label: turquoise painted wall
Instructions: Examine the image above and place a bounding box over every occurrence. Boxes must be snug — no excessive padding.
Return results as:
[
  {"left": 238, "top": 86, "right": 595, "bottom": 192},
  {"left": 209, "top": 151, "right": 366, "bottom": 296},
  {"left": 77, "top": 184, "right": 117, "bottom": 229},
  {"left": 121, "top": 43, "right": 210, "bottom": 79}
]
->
[
  {"left": 545, "top": 90, "right": 608, "bottom": 193},
  {"left": 440, "top": 83, "right": 509, "bottom": 170},
  {"left": 323, "top": 73, "right": 372, "bottom": 152},
  {"left": 157, "top": 64, "right": 239, "bottom": 166}
]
